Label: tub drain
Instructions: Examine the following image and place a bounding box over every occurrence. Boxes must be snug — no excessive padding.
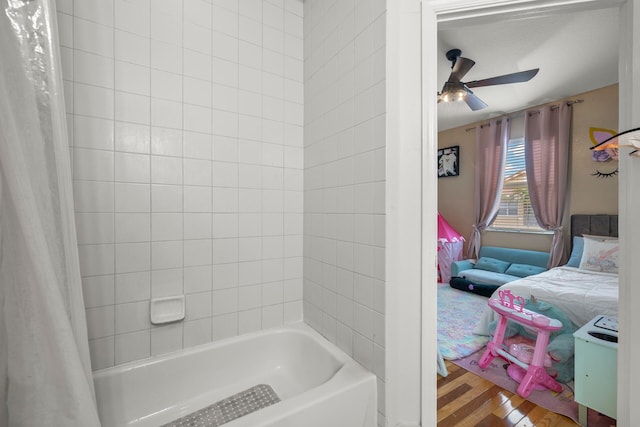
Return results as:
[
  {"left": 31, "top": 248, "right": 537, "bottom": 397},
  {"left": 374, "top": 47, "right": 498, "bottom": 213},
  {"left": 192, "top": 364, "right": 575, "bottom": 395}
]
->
[{"left": 162, "top": 384, "right": 281, "bottom": 427}]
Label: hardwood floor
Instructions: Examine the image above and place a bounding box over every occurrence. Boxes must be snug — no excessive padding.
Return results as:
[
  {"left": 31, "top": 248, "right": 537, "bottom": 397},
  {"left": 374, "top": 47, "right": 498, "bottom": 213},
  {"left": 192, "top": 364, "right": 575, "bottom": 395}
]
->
[{"left": 437, "top": 360, "right": 581, "bottom": 427}]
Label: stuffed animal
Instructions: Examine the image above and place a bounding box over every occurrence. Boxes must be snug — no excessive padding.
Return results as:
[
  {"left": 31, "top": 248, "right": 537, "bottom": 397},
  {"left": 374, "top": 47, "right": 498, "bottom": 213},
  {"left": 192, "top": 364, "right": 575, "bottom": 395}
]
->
[{"left": 488, "top": 295, "right": 577, "bottom": 383}]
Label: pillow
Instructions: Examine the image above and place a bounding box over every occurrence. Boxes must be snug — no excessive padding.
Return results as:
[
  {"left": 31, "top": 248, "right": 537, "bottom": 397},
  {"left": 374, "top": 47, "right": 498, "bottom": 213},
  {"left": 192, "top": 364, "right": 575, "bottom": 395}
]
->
[
  {"left": 579, "top": 238, "right": 619, "bottom": 273},
  {"left": 567, "top": 235, "right": 618, "bottom": 268},
  {"left": 566, "top": 236, "right": 584, "bottom": 268},
  {"left": 474, "top": 257, "right": 510, "bottom": 274},
  {"left": 505, "top": 263, "right": 547, "bottom": 278}
]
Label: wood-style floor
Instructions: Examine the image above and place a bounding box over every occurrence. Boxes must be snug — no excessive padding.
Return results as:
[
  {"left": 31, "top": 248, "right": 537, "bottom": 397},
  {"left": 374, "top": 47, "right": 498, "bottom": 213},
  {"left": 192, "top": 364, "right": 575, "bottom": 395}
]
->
[{"left": 437, "top": 360, "right": 582, "bottom": 427}]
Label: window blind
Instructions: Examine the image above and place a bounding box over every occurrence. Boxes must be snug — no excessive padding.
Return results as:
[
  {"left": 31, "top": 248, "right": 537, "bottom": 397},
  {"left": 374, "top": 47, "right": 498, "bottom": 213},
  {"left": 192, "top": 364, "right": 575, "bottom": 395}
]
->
[{"left": 491, "top": 138, "right": 544, "bottom": 231}]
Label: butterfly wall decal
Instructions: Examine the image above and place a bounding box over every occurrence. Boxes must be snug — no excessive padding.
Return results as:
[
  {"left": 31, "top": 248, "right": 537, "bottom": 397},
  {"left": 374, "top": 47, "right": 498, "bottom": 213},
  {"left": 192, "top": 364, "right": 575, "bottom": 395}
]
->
[
  {"left": 589, "top": 127, "right": 618, "bottom": 178},
  {"left": 591, "top": 126, "right": 640, "bottom": 156}
]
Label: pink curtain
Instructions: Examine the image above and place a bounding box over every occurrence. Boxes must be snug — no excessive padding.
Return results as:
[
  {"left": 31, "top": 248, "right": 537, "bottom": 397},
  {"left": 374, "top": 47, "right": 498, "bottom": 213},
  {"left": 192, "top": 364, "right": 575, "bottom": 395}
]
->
[
  {"left": 524, "top": 104, "right": 572, "bottom": 267},
  {"left": 467, "top": 119, "right": 510, "bottom": 258}
]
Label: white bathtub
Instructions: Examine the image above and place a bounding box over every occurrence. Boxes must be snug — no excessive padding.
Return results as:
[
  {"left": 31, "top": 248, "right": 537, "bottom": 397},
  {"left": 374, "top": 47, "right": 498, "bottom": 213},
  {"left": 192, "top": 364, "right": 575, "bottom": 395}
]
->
[{"left": 93, "top": 322, "right": 377, "bottom": 427}]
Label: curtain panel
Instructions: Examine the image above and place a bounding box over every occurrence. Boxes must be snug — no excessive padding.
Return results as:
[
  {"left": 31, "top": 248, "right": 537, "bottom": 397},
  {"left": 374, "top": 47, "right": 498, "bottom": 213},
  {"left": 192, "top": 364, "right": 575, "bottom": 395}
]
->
[
  {"left": 524, "top": 103, "right": 572, "bottom": 267},
  {"left": 467, "top": 119, "right": 510, "bottom": 259},
  {"left": 0, "top": 0, "right": 101, "bottom": 425}
]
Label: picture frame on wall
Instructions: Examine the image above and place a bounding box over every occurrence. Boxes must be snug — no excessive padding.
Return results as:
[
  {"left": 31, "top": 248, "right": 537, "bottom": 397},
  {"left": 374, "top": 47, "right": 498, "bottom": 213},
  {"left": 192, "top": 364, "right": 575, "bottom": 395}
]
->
[{"left": 438, "top": 145, "right": 459, "bottom": 178}]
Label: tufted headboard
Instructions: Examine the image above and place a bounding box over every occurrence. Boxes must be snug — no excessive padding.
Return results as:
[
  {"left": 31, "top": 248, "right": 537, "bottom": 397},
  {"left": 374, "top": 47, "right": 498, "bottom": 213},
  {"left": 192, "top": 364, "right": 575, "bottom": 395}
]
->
[{"left": 571, "top": 214, "right": 619, "bottom": 244}]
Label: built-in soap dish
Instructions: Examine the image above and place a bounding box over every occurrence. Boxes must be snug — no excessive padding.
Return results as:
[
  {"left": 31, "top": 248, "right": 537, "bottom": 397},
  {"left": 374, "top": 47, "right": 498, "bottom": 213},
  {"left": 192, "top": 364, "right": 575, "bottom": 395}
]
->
[{"left": 150, "top": 295, "right": 185, "bottom": 325}]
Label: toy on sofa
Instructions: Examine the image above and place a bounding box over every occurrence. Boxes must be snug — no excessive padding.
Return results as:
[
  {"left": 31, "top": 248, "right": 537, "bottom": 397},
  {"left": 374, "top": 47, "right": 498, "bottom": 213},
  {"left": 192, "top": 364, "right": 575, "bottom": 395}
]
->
[
  {"left": 479, "top": 290, "right": 566, "bottom": 398},
  {"left": 488, "top": 294, "right": 577, "bottom": 383}
]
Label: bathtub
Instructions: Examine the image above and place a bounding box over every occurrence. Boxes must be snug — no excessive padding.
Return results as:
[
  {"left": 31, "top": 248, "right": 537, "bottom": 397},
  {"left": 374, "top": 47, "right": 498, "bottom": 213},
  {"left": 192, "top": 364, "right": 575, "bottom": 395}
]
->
[{"left": 93, "top": 322, "right": 377, "bottom": 427}]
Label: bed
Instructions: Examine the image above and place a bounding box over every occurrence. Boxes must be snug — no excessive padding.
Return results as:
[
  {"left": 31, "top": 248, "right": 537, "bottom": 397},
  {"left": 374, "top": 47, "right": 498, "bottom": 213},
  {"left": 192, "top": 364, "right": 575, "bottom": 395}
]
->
[{"left": 474, "top": 214, "right": 619, "bottom": 335}]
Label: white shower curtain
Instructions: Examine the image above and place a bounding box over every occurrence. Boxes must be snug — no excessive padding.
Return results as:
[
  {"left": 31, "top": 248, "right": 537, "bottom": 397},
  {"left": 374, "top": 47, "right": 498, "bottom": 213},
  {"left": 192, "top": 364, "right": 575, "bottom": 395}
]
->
[{"left": 0, "top": 0, "right": 101, "bottom": 425}]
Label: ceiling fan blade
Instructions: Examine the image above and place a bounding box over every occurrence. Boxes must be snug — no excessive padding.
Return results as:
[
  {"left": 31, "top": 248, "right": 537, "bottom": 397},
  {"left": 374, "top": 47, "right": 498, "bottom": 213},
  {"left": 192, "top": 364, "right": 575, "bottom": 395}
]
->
[
  {"left": 464, "top": 91, "right": 488, "bottom": 111},
  {"left": 449, "top": 57, "right": 475, "bottom": 82},
  {"left": 465, "top": 68, "right": 539, "bottom": 88}
]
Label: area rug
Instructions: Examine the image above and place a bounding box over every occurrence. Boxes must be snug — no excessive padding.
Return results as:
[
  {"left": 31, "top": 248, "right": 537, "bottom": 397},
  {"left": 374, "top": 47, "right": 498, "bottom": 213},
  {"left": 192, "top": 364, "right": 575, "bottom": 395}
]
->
[
  {"left": 437, "top": 282, "right": 489, "bottom": 360},
  {"left": 453, "top": 347, "right": 617, "bottom": 426}
]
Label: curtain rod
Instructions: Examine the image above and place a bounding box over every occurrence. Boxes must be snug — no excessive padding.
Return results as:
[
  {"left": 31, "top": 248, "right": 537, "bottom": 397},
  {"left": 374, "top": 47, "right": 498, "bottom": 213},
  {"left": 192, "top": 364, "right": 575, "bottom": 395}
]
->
[{"left": 464, "top": 99, "right": 584, "bottom": 132}]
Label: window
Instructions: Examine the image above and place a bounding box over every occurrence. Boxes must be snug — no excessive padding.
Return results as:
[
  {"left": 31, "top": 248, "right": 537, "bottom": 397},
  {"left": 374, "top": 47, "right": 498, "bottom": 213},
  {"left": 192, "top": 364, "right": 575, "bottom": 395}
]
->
[{"left": 490, "top": 138, "right": 545, "bottom": 232}]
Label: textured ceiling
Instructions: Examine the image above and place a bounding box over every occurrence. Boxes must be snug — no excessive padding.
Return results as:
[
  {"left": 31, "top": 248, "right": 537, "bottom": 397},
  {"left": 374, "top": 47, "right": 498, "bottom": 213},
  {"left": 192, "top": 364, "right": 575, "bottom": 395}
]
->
[{"left": 437, "top": 6, "right": 620, "bottom": 131}]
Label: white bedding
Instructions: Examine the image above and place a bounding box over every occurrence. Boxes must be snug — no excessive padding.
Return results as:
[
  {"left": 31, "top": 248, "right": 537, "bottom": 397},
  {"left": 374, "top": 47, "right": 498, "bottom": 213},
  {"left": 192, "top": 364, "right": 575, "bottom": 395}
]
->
[{"left": 474, "top": 266, "right": 618, "bottom": 335}]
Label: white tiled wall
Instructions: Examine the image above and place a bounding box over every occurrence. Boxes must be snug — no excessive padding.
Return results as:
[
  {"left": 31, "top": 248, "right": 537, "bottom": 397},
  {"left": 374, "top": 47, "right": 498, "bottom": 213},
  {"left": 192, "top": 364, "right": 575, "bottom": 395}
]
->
[
  {"left": 302, "top": 1, "right": 387, "bottom": 425},
  {"left": 57, "top": 0, "right": 304, "bottom": 370}
]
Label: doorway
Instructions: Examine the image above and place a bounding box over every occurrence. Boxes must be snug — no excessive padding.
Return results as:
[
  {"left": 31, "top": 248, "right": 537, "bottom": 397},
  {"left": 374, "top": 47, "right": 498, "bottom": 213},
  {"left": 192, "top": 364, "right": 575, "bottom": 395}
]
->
[{"left": 418, "top": 0, "right": 639, "bottom": 426}]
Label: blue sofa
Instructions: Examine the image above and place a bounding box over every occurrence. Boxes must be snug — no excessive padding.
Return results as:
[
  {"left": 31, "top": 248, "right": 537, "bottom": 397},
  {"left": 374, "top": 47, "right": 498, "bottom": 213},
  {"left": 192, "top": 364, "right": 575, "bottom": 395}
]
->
[{"left": 451, "top": 246, "right": 550, "bottom": 287}]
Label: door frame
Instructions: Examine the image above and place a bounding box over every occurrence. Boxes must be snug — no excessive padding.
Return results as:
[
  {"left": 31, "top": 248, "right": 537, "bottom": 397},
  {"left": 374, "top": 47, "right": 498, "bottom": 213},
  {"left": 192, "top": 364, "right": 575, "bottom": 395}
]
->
[
  {"left": 421, "top": 1, "right": 639, "bottom": 425},
  {"left": 385, "top": 0, "right": 639, "bottom": 425}
]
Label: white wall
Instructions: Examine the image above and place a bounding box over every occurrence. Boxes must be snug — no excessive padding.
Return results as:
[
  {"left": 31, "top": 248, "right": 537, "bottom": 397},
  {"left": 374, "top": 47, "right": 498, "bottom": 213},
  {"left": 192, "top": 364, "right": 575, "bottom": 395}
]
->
[
  {"left": 387, "top": 2, "right": 432, "bottom": 425},
  {"left": 56, "top": 0, "right": 304, "bottom": 370},
  {"left": 302, "top": 0, "right": 387, "bottom": 425},
  {"left": 616, "top": 0, "right": 640, "bottom": 424}
]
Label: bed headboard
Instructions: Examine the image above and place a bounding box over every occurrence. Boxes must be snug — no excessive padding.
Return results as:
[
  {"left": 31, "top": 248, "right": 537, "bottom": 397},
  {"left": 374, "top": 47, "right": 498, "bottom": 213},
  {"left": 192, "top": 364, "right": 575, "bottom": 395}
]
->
[{"left": 571, "top": 214, "right": 619, "bottom": 243}]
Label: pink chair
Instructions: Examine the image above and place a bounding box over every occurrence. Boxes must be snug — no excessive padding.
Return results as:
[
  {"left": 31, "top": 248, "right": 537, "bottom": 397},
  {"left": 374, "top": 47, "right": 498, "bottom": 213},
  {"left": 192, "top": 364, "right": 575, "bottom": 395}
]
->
[{"left": 478, "top": 290, "right": 563, "bottom": 398}]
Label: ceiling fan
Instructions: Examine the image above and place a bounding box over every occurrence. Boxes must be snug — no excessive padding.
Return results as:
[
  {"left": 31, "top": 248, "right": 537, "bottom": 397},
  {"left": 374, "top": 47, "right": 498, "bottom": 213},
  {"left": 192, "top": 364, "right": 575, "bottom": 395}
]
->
[{"left": 438, "top": 48, "right": 540, "bottom": 111}]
